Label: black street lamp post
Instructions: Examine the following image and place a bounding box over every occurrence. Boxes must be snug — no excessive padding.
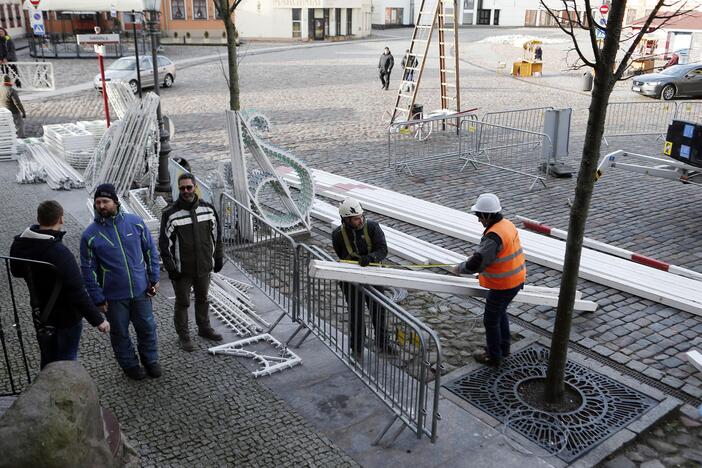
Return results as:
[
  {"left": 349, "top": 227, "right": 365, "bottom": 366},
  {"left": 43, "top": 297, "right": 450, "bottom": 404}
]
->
[
  {"left": 143, "top": 0, "right": 171, "bottom": 193},
  {"left": 131, "top": 10, "right": 142, "bottom": 99}
]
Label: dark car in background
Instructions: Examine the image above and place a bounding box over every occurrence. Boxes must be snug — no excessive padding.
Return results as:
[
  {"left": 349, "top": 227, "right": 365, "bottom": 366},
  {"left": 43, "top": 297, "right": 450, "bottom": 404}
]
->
[{"left": 631, "top": 64, "right": 702, "bottom": 100}]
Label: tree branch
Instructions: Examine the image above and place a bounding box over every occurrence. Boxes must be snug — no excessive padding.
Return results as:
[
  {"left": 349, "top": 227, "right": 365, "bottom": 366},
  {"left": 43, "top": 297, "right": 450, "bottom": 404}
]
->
[{"left": 540, "top": 0, "right": 596, "bottom": 68}]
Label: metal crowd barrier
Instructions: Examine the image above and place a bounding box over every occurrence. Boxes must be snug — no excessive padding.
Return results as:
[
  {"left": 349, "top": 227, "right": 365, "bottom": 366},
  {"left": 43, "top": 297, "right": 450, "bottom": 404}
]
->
[
  {"left": 673, "top": 101, "right": 702, "bottom": 125},
  {"left": 0, "top": 256, "right": 59, "bottom": 396},
  {"left": 602, "top": 101, "right": 676, "bottom": 144},
  {"left": 387, "top": 112, "right": 476, "bottom": 175},
  {"left": 219, "top": 193, "right": 443, "bottom": 443},
  {"left": 459, "top": 120, "right": 553, "bottom": 190},
  {"left": 1, "top": 62, "right": 54, "bottom": 91},
  {"left": 481, "top": 106, "right": 553, "bottom": 134}
]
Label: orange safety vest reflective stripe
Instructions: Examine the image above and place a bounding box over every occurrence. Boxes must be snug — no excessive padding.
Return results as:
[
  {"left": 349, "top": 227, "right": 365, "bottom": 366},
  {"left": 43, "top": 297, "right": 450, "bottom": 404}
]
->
[{"left": 479, "top": 218, "right": 526, "bottom": 290}]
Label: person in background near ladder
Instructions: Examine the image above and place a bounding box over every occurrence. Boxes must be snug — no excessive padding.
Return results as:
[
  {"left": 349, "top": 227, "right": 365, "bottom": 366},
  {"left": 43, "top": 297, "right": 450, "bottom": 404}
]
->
[
  {"left": 332, "top": 197, "right": 394, "bottom": 360},
  {"left": 2, "top": 74, "right": 25, "bottom": 138},
  {"left": 401, "top": 49, "right": 418, "bottom": 91},
  {"left": 80, "top": 184, "right": 162, "bottom": 380},
  {"left": 452, "top": 193, "right": 526, "bottom": 367},
  {"left": 378, "top": 47, "right": 394, "bottom": 91},
  {"left": 664, "top": 52, "right": 679, "bottom": 69},
  {"left": 10, "top": 201, "right": 110, "bottom": 369},
  {"left": 0, "top": 28, "right": 18, "bottom": 88},
  {"left": 534, "top": 45, "right": 543, "bottom": 61},
  {"left": 159, "top": 173, "right": 225, "bottom": 352}
]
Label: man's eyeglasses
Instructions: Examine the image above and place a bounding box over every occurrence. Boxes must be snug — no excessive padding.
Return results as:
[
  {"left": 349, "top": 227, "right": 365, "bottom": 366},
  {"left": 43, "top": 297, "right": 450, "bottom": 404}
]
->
[{"left": 179, "top": 185, "right": 195, "bottom": 191}]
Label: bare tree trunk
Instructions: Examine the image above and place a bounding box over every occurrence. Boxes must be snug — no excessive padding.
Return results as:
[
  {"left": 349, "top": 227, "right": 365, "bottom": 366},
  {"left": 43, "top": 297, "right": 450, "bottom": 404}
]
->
[
  {"left": 544, "top": 2, "right": 625, "bottom": 403},
  {"left": 216, "top": 0, "right": 240, "bottom": 111}
]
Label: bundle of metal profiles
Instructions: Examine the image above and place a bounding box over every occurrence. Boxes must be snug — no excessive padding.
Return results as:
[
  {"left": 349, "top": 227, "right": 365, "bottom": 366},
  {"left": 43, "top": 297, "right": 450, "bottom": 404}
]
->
[
  {"left": 282, "top": 168, "right": 702, "bottom": 316},
  {"left": 16, "top": 151, "right": 46, "bottom": 184},
  {"left": 24, "top": 140, "right": 84, "bottom": 190},
  {"left": 105, "top": 81, "right": 137, "bottom": 120},
  {"left": 309, "top": 260, "right": 597, "bottom": 312},
  {"left": 90, "top": 93, "right": 160, "bottom": 196},
  {"left": 219, "top": 191, "right": 443, "bottom": 442},
  {"left": 0, "top": 108, "right": 17, "bottom": 160},
  {"left": 310, "top": 199, "right": 596, "bottom": 310},
  {"left": 209, "top": 273, "right": 269, "bottom": 337},
  {"left": 76, "top": 120, "right": 107, "bottom": 140},
  {"left": 43, "top": 123, "right": 97, "bottom": 170},
  {"left": 127, "top": 187, "right": 163, "bottom": 241}
]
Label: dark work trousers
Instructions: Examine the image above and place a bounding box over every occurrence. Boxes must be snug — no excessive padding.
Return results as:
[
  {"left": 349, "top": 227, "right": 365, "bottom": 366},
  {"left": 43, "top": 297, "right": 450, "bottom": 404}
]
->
[
  {"left": 36, "top": 320, "right": 83, "bottom": 369},
  {"left": 379, "top": 71, "right": 391, "bottom": 89},
  {"left": 340, "top": 282, "right": 388, "bottom": 353},
  {"left": 172, "top": 273, "right": 212, "bottom": 338},
  {"left": 484, "top": 283, "right": 524, "bottom": 360}
]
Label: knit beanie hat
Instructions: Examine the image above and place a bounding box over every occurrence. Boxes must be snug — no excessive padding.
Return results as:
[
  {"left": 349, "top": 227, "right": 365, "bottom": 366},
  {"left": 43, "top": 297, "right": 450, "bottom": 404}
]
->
[{"left": 94, "top": 183, "right": 119, "bottom": 203}]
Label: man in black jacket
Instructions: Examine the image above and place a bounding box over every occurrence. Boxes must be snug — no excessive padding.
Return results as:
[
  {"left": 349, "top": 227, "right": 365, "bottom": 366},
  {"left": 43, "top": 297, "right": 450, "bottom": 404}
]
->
[
  {"left": 378, "top": 47, "right": 394, "bottom": 90},
  {"left": 332, "top": 197, "right": 392, "bottom": 359},
  {"left": 159, "top": 173, "right": 224, "bottom": 352},
  {"left": 10, "top": 200, "right": 110, "bottom": 369}
]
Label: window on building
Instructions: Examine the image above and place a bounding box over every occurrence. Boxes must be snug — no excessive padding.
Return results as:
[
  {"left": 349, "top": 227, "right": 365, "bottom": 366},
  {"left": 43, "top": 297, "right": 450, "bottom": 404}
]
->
[
  {"left": 7, "top": 5, "right": 14, "bottom": 27},
  {"left": 171, "top": 0, "right": 185, "bottom": 20},
  {"left": 192, "top": 0, "right": 207, "bottom": 20},
  {"left": 385, "top": 8, "right": 403, "bottom": 25},
  {"left": 625, "top": 8, "right": 637, "bottom": 25},
  {"left": 335, "top": 8, "right": 341, "bottom": 35},
  {"left": 346, "top": 8, "right": 352, "bottom": 35},
  {"left": 56, "top": 11, "right": 72, "bottom": 20},
  {"left": 13, "top": 4, "right": 21, "bottom": 27},
  {"left": 324, "top": 9, "right": 330, "bottom": 36},
  {"left": 292, "top": 8, "right": 302, "bottom": 38},
  {"left": 124, "top": 11, "right": 143, "bottom": 23},
  {"left": 493, "top": 9, "right": 500, "bottom": 25},
  {"left": 477, "top": 9, "right": 490, "bottom": 25}
]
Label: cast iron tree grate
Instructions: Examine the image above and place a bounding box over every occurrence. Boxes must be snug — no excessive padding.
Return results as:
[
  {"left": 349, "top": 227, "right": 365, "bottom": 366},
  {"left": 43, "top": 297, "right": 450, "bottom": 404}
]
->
[{"left": 444, "top": 343, "right": 657, "bottom": 462}]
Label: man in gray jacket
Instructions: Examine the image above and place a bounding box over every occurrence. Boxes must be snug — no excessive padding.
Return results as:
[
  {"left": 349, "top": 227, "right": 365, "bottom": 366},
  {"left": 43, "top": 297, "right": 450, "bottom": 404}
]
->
[
  {"left": 378, "top": 47, "right": 394, "bottom": 90},
  {"left": 159, "top": 173, "right": 225, "bottom": 351},
  {"left": 3, "top": 74, "right": 25, "bottom": 137}
]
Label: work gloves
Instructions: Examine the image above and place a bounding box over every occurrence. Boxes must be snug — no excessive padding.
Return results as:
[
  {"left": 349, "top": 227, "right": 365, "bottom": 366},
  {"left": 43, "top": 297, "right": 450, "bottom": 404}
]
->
[
  {"left": 358, "top": 255, "right": 372, "bottom": 267},
  {"left": 214, "top": 257, "right": 224, "bottom": 273}
]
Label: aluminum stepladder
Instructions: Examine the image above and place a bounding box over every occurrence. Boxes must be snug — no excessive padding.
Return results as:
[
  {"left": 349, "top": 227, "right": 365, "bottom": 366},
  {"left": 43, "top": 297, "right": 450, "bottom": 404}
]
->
[{"left": 390, "top": 0, "right": 461, "bottom": 125}]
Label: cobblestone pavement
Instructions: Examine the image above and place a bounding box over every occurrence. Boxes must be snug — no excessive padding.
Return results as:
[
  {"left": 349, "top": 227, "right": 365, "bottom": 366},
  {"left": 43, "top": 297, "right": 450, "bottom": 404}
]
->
[
  {"left": 0, "top": 169, "right": 357, "bottom": 466},
  {"left": 13, "top": 27, "right": 702, "bottom": 466}
]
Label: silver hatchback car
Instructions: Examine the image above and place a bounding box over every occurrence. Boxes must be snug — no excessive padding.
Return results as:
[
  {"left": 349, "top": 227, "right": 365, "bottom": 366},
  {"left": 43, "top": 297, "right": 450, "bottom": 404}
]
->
[{"left": 94, "top": 55, "right": 176, "bottom": 93}]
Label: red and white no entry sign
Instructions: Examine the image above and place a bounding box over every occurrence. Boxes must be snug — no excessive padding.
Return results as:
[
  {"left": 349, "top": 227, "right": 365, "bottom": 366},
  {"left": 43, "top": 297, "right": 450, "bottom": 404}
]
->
[
  {"left": 29, "top": 0, "right": 40, "bottom": 6},
  {"left": 599, "top": 4, "right": 609, "bottom": 14}
]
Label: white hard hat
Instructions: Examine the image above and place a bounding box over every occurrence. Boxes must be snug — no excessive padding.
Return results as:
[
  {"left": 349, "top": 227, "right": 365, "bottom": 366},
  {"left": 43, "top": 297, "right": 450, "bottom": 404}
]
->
[
  {"left": 339, "top": 197, "right": 364, "bottom": 218},
  {"left": 471, "top": 193, "right": 502, "bottom": 214}
]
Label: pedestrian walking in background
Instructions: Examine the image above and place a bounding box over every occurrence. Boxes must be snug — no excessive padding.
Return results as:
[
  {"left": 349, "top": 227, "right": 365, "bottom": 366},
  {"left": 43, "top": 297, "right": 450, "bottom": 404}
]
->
[
  {"left": 378, "top": 47, "right": 394, "bottom": 90},
  {"left": 332, "top": 197, "right": 395, "bottom": 361},
  {"left": 80, "top": 184, "right": 162, "bottom": 380},
  {"left": 453, "top": 193, "right": 526, "bottom": 367},
  {"left": 160, "top": 173, "right": 225, "bottom": 352},
  {"left": 401, "top": 49, "right": 417, "bottom": 90},
  {"left": 10, "top": 200, "right": 110, "bottom": 369},
  {"left": 1, "top": 74, "right": 25, "bottom": 137},
  {"left": 0, "top": 28, "right": 19, "bottom": 88}
]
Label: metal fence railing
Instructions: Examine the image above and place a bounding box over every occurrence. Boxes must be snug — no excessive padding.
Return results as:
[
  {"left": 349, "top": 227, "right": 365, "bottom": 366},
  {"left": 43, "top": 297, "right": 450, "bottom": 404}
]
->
[
  {"left": 1, "top": 62, "right": 55, "bottom": 91},
  {"left": 459, "top": 120, "right": 553, "bottom": 190},
  {"left": 219, "top": 192, "right": 443, "bottom": 443},
  {"left": 0, "top": 256, "right": 59, "bottom": 396},
  {"left": 602, "top": 101, "right": 677, "bottom": 144},
  {"left": 673, "top": 101, "right": 702, "bottom": 125},
  {"left": 481, "top": 107, "right": 553, "bottom": 135},
  {"left": 387, "top": 113, "right": 476, "bottom": 175}
]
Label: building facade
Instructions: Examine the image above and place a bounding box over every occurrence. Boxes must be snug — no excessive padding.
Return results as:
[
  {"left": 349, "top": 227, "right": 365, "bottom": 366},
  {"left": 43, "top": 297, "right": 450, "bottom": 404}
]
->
[
  {"left": 235, "top": 0, "right": 372, "bottom": 40},
  {"left": 372, "top": 0, "right": 413, "bottom": 27},
  {"left": 1, "top": 0, "right": 25, "bottom": 37}
]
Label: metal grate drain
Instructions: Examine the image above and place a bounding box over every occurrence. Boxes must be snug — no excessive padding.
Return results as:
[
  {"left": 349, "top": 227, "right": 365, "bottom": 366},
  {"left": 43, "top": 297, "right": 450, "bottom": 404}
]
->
[{"left": 444, "top": 343, "right": 657, "bottom": 462}]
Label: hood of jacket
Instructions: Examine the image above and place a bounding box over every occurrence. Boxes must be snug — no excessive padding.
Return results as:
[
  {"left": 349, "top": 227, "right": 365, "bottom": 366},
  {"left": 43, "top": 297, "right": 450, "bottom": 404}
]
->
[{"left": 12, "top": 226, "right": 65, "bottom": 258}]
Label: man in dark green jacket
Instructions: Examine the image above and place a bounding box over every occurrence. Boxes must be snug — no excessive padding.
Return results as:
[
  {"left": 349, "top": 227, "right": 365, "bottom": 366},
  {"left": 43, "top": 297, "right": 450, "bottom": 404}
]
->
[{"left": 159, "top": 173, "right": 224, "bottom": 351}]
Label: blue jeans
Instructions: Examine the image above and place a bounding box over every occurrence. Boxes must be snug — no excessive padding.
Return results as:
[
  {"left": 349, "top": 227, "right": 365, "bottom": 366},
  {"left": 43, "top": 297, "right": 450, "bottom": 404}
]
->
[
  {"left": 484, "top": 284, "right": 523, "bottom": 360},
  {"left": 105, "top": 294, "right": 159, "bottom": 370},
  {"left": 36, "top": 320, "right": 83, "bottom": 369}
]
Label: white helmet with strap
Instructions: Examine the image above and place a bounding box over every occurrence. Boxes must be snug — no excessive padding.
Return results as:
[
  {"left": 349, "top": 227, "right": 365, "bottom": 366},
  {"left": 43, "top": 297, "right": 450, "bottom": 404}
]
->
[
  {"left": 339, "top": 197, "right": 364, "bottom": 218},
  {"left": 471, "top": 193, "right": 502, "bottom": 214}
]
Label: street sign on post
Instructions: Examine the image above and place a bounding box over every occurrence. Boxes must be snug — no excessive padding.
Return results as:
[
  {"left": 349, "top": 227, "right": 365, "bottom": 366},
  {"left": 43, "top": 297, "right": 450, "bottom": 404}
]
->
[
  {"left": 599, "top": 4, "right": 609, "bottom": 14},
  {"left": 76, "top": 33, "right": 120, "bottom": 45},
  {"left": 29, "top": 9, "right": 45, "bottom": 36},
  {"left": 596, "top": 18, "right": 607, "bottom": 39},
  {"left": 78, "top": 29, "right": 120, "bottom": 128}
]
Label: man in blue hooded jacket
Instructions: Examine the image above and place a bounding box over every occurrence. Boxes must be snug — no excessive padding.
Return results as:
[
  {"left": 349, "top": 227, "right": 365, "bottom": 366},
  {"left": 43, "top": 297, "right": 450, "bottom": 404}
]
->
[{"left": 80, "top": 184, "right": 161, "bottom": 380}]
